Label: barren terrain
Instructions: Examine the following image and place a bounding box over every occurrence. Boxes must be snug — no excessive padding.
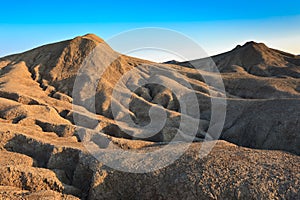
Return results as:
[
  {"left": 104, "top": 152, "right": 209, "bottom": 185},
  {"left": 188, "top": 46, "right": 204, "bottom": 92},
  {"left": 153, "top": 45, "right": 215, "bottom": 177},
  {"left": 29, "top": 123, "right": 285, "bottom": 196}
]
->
[{"left": 0, "top": 34, "right": 299, "bottom": 199}]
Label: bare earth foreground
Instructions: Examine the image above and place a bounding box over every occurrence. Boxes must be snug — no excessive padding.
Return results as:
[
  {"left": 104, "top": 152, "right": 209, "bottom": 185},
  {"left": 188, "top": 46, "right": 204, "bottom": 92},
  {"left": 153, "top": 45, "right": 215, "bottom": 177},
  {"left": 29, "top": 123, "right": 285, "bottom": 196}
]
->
[{"left": 0, "top": 34, "right": 299, "bottom": 199}]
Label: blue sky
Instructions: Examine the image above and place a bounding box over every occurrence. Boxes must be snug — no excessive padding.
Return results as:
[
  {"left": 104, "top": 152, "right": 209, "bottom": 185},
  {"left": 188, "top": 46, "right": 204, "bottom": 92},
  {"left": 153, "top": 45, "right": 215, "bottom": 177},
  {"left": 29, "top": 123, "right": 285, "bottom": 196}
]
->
[{"left": 0, "top": 0, "right": 299, "bottom": 61}]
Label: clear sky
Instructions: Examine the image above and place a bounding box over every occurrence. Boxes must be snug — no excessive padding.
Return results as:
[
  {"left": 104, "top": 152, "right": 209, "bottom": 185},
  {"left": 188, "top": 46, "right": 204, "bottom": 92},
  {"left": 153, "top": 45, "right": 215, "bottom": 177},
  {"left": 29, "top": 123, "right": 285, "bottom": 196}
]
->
[{"left": 0, "top": 0, "right": 299, "bottom": 61}]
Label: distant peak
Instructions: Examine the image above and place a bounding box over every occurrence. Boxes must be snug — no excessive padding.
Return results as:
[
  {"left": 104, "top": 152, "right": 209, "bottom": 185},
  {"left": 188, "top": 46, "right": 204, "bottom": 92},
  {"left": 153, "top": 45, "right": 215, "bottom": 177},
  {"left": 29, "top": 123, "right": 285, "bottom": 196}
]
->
[
  {"left": 243, "top": 41, "right": 268, "bottom": 48},
  {"left": 233, "top": 41, "right": 268, "bottom": 52},
  {"left": 77, "top": 33, "right": 105, "bottom": 43},
  {"left": 235, "top": 44, "right": 242, "bottom": 49},
  {"left": 163, "top": 60, "right": 180, "bottom": 64},
  {"left": 244, "top": 41, "right": 259, "bottom": 45}
]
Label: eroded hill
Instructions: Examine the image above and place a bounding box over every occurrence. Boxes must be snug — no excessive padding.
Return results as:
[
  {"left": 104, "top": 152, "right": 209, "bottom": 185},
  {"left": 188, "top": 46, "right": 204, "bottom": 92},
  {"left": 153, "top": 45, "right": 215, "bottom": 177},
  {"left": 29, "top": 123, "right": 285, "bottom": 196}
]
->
[{"left": 0, "top": 35, "right": 299, "bottom": 199}]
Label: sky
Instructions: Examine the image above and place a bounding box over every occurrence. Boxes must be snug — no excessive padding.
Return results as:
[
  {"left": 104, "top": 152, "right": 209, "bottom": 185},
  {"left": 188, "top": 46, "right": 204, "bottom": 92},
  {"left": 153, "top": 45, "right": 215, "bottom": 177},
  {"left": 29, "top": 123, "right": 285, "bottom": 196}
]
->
[{"left": 0, "top": 0, "right": 300, "bottom": 62}]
